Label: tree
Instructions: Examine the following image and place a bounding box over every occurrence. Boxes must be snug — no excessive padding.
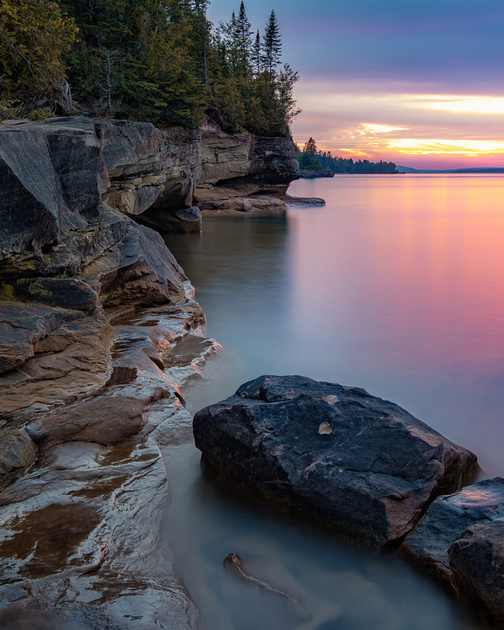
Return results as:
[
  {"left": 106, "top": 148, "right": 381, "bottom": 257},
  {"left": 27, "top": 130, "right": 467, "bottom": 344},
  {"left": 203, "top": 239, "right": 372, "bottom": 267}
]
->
[
  {"left": 251, "top": 30, "right": 262, "bottom": 75},
  {"left": 0, "top": 0, "right": 77, "bottom": 108},
  {"left": 304, "top": 137, "right": 317, "bottom": 157},
  {"left": 234, "top": 1, "right": 252, "bottom": 75},
  {"left": 262, "top": 9, "right": 281, "bottom": 73},
  {"left": 299, "top": 137, "right": 322, "bottom": 169}
]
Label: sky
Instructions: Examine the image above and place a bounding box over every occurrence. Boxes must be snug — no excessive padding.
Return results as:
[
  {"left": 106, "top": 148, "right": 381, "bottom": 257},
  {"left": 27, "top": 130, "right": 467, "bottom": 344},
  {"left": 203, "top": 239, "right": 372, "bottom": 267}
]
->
[{"left": 208, "top": 0, "right": 504, "bottom": 169}]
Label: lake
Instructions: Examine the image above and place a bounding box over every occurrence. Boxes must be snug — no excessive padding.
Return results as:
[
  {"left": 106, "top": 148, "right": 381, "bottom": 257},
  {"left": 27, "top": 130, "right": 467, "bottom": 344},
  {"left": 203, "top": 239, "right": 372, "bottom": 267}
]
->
[{"left": 162, "top": 174, "right": 504, "bottom": 629}]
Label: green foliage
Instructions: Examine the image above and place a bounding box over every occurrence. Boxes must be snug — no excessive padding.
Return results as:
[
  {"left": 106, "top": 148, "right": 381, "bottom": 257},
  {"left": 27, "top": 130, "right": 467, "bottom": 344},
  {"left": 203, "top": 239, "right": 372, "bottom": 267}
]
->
[
  {"left": 0, "top": 99, "right": 21, "bottom": 120},
  {"left": 1, "top": 0, "right": 299, "bottom": 135},
  {"left": 209, "top": 4, "right": 299, "bottom": 135},
  {"left": 28, "top": 107, "right": 56, "bottom": 121},
  {"left": 262, "top": 10, "right": 281, "bottom": 73},
  {"left": 0, "top": 0, "right": 77, "bottom": 109}
]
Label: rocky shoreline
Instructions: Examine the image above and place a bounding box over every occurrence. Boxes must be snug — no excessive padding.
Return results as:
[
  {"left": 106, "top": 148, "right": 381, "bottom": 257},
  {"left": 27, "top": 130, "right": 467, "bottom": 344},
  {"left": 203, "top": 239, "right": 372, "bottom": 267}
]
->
[
  {"left": 0, "top": 115, "right": 299, "bottom": 627},
  {"left": 0, "top": 116, "right": 501, "bottom": 629},
  {"left": 194, "top": 375, "right": 504, "bottom": 628}
]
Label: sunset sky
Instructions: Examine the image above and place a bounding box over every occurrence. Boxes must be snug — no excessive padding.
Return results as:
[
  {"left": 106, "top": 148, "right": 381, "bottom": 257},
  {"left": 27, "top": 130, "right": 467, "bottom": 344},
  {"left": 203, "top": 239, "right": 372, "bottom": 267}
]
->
[{"left": 208, "top": 0, "right": 504, "bottom": 169}]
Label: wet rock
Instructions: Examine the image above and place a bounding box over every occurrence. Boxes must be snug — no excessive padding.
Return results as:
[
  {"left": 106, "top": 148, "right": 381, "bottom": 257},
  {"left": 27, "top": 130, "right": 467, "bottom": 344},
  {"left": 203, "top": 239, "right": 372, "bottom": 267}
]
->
[
  {"left": 0, "top": 303, "right": 84, "bottom": 374},
  {"left": 284, "top": 194, "right": 326, "bottom": 207},
  {"left": 0, "top": 300, "right": 214, "bottom": 629},
  {"left": 0, "top": 310, "right": 113, "bottom": 416},
  {"left": 198, "top": 194, "right": 286, "bottom": 214},
  {"left": 398, "top": 477, "right": 504, "bottom": 586},
  {"left": 11, "top": 278, "right": 99, "bottom": 313},
  {"left": 0, "top": 428, "right": 37, "bottom": 491},
  {"left": 0, "top": 431, "right": 199, "bottom": 629},
  {"left": 193, "top": 375, "right": 480, "bottom": 549},
  {"left": 83, "top": 215, "right": 187, "bottom": 307},
  {"left": 26, "top": 396, "right": 147, "bottom": 446},
  {"left": 449, "top": 521, "right": 504, "bottom": 626}
]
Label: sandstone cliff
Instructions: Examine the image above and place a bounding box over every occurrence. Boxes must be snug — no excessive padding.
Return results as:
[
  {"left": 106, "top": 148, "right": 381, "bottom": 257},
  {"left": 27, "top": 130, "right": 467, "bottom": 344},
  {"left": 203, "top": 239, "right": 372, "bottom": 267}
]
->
[
  {"left": 195, "top": 121, "right": 299, "bottom": 212},
  {"left": 0, "top": 115, "right": 299, "bottom": 629}
]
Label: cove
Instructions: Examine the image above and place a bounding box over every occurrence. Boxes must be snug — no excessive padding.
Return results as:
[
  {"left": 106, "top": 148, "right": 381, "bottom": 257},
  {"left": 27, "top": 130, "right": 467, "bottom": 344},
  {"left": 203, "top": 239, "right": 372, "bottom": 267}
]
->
[{"left": 161, "top": 173, "right": 504, "bottom": 628}]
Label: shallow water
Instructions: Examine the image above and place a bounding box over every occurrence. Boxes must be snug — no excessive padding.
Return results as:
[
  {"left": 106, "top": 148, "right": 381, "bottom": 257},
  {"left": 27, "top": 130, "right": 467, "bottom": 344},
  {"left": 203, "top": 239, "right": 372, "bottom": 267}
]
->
[{"left": 162, "top": 174, "right": 504, "bottom": 629}]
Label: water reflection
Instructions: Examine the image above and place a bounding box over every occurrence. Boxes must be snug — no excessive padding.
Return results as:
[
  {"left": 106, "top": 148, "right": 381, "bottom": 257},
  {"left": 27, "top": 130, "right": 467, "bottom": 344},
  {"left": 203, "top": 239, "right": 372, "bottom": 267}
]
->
[
  {"left": 162, "top": 175, "right": 504, "bottom": 629},
  {"left": 162, "top": 443, "right": 471, "bottom": 630},
  {"left": 167, "top": 175, "right": 504, "bottom": 475}
]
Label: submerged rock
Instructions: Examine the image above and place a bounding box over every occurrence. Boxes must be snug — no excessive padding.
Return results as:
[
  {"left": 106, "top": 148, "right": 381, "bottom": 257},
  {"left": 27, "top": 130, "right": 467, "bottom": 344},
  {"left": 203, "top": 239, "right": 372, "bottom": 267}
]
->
[
  {"left": 193, "top": 375, "right": 479, "bottom": 550},
  {"left": 449, "top": 520, "right": 504, "bottom": 626},
  {"left": 398, "top": 477, "right": 504, "bottom": 586}
]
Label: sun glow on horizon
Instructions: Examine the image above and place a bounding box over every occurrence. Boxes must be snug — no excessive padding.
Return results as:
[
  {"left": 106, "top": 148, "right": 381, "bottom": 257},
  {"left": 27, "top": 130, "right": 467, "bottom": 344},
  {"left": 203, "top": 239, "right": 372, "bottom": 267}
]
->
[
  {"left": 388, "top": 139, "right": 504, "bottom": 156},
  {"left": 293, "top": 82, "right": 504, "bottom": 167}
]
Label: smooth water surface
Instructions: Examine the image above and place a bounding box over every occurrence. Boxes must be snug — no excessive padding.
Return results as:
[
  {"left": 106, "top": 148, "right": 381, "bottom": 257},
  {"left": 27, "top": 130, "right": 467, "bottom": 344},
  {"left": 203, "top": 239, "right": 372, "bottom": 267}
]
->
[{"left": 163, "top": 174, "right": 504, "bottom": 629}]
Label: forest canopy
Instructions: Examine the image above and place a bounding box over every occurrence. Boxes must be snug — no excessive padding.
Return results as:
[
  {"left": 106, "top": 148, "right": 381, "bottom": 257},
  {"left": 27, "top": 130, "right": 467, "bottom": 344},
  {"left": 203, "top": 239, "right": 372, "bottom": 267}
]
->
[
  {"left": 298, "top": 137, "right": 398, "bottom": 174},
  {"left": 0, "top": 0, "right": 299, "bottom": 135}
]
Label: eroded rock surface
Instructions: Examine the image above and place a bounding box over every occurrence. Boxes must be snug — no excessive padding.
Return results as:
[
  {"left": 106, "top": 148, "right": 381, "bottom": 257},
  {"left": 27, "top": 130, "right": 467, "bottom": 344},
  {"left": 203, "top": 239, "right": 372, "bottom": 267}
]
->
[
  {"left": 194, "top": 122, "right": 299, "bottom": 213},
  {"left": 0, "top": 301, "right": 212, "bottom": 629},
  {"left": 0, "top": 115, "right": 300, "bottom": 628},
  {"left": 193, "top": 375, "right": 479, "bottom": 550}
]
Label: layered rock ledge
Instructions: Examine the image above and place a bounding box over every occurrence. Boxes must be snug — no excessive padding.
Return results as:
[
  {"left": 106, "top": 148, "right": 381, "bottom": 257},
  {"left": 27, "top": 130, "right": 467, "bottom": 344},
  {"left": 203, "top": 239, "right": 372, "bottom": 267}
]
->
[{"left": 0, "top": 116, "right": 296, "bottom": 627}]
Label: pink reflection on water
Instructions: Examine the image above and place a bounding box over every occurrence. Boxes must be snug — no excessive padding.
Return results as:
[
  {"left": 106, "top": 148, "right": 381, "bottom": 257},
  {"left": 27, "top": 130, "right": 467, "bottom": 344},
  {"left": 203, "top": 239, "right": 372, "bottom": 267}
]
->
[{"left": 288, "top": 175, "right": 504, "bottom": 377}]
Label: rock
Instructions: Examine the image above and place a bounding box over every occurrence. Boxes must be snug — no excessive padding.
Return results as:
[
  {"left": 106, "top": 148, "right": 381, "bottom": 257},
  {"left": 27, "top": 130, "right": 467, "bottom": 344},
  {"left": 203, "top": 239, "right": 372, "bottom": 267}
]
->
[
  {"left": 0, "top": 428, "right": 37, "bottom": 491},
  {"left": 137, "top": 205, "right": 202, "bottom": 233},
  {"left": 193, "top": 375, "right": 480, "bottom": 549},
  {"left": 398, "top": 477, "right": 504, "bottom": 586},
  {"left": 194, "top": 122, "right": 299, "bottom": 204},
  {"left": 199, "top": 194, "right": 286, "bottom": 214},
  {"left": 449, "top": 521, "right": 504, "bottom": 626},
  {"left": 0, "top": 303, "right": 89, "bottom": 374},
  {"left": 0, "top": 308, "right": 113, "bottom": 415},
  {"left": 83, "top": 213, "right": 188, "bottom": 307},
  {"left": 10, "top": 277, "right": 99, "bottom": 313},
  {"left": 284, "top": 194, "right": 326, "bottom": 207},
  {"left": 299, "top": 168, "right": 334, "bottom": 178},
  {"left": 0, "top": 301, "right": 212, "bottom": 630},
  {"left": 98, "top": 120, "right": 202, "bottom": 226},
  {"left": 0, "top": 117, "right": 99, "bottom": 258},
  {"left": 26, "top": 395, "right": 147, "bottom": 446}
]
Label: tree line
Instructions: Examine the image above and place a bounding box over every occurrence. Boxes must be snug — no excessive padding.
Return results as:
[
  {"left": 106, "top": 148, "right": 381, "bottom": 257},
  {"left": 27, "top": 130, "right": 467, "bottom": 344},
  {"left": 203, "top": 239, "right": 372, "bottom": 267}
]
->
[
  {"left": 299, "top": 137, "right": 398, "bottom": 174},
  {"left": 0, "top": 0, "right": 299, "bottom": 135}
]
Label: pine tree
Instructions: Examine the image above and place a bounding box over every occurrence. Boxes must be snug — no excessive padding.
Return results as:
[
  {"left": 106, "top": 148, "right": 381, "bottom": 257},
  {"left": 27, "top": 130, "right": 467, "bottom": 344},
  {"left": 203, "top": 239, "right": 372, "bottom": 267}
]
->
[
  {"left": 262, "top": 10, "right": 282, "bottom": 73},
  {"left": 251, "top": 30, "right": 262, "bottom": 75},
  {"left": 234, "top": 1, "right": 252, "bottom": 75}
]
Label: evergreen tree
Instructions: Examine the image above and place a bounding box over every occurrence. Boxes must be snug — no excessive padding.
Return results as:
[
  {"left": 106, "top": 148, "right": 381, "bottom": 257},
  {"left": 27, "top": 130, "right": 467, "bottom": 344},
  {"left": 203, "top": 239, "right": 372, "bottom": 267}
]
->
[
  {"left": 234, "top": 1, "right": 252, "bottom": 74},
  {"left": 262, "top": 10, "right": 282, "bottom": 73},
  {"left": 251, "top": 30, "right": 262, "bottom": 75}
]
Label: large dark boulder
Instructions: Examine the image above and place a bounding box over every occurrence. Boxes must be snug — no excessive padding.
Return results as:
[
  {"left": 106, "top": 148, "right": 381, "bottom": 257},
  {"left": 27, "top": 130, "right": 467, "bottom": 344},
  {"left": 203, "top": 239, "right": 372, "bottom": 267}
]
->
[
  {"left": 398, "top": 477, "right": 504, "bottom": 586},
  {"left": 193, "top": 375, "right": 479, "bottom": 549},
  {"left": 449, "top": 521, "right": 504, "bottom": 626}
]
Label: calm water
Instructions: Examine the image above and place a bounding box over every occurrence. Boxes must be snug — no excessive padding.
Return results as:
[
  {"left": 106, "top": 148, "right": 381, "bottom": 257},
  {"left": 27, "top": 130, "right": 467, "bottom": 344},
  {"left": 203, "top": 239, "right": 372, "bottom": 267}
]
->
[{"left": 162, "top": 174, "right": 504, "bottom": 629}]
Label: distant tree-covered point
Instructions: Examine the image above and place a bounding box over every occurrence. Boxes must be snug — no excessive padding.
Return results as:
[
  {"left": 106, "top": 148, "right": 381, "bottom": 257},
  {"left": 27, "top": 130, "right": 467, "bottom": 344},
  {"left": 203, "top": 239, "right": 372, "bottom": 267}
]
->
[
  {"left": 298, "top": 138, "right": 398, "bottom": 174},
  {"left": 0, "top": 0, "right": 299, "bottom": 136}
]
